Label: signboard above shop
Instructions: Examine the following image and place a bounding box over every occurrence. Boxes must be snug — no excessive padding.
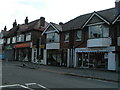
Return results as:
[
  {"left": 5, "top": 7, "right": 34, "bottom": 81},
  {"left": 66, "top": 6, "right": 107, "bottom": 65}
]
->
[{"left": 14, "top": 43, "right": 31, "bottom": 48}]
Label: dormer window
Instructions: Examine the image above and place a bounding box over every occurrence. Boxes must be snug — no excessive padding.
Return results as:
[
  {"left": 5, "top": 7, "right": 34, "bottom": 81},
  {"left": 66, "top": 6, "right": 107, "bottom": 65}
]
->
[{"left": 89, "top": 25, "right": 109, "bottom": 39}]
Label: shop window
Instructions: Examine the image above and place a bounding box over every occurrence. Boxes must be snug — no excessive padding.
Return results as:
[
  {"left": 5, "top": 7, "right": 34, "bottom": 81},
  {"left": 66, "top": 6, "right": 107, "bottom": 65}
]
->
[
  {"left": 12, "top": 36, "right": 16, "bottom": 43},
  {"left": 88, "top": 25, "right": 109, "bottom": 39},
  {"left": 47, "top": 33, "right": 59, "bottom": 43},
  {"left": 75, "top": 30, "right": 82, "bottom": 41},
  {"left": 26, "top": 32, "right": 31, "bottom": 41},
  {"left": 64, "top": 33, "right": 69, "bottom": 42},
  {"left": 7, "top": 38, "right": 10, "bottom": 44}
]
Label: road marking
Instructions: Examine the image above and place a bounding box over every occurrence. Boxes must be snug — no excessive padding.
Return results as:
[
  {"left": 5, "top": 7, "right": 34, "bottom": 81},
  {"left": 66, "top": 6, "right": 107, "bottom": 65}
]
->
[
  {"left": 0, "top": 83, "right": 50, "bottom": 90},
  {"left": 19, "top": 84, "right": 34, "bottom": 90},
  {"left": 0, "top": 84, "right": 20, "bottom": 88},
  {"left": 37, "top": 84, "right": 50, "bottom": 90},
  {"left": 25, "top": 83, "right": 50, "bottom": 90}
]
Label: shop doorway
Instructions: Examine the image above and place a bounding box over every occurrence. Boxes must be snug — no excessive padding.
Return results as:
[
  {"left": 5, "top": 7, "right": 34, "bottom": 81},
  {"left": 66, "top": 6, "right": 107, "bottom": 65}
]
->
[{"left": 78, "top": 53, "right": 89, "bottom": 68}]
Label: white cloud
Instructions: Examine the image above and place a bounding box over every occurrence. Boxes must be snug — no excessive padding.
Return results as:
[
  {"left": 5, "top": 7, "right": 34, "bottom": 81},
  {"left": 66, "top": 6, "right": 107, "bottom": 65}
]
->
[{"left": 0, "top": 0, "right": 115, "bottom": 31}]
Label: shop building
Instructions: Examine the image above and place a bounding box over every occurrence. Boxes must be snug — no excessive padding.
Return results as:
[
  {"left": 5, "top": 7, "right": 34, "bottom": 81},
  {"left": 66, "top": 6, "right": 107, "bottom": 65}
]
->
[
  {"left": 62, "top": 1, "right": 120, "bottom": 71},
  {"left": 42, "top": 22, "right": 66, "bottom": 66},
  {"left": 14, "top": 17, "right": 48, "bottom": 63},
  {"left": 2, "top": 17, "right": 48, "bottom": 62}
]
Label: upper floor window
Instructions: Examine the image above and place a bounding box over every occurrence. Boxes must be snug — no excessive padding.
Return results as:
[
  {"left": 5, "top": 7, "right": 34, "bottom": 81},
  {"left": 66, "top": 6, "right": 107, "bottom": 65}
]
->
[
  {"left": 64, "top": 33, "right": 69, "bottom": 42},
  {"left": 7, "top": 38, "right": 10, "bottom": 44},
  {"left": 26, "top": 32, "right": 31, "bottom": 41},
  {"left": 0, "top": 39, "right": 4, "bottom": 44},
  {"left": 89, "top": 25, "right": 109, "bottom": 39},
  {"left": 47, "top": 33, "right": 59, "bottom": 43},
  {"left": 17, "top": 34, "right": 24, "bottom": 42},
  {"left": 75, "top": 30, "right": 82, "bottom": 41},
  {"left": 12, "top": 36, "right": 16, "bottom": 43}
]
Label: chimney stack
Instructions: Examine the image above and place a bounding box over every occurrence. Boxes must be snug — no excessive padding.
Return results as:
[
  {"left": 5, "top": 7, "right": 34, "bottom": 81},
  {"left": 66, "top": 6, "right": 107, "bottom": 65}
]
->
[
  {"left": 4, "top": 26, "right": 7, "bottom": 31},
  {"left": 13, "top": 19, "right": 17, "bottom": 27},
  {"left": 25, "top": 17, "right": 28, "bottom": 24},
  {"left": 59, "top": 22, "right": 64, "bottom": 25},
  {"left": 40, "top": 17, "right": 45, "bottom": 27},
  {"left": 115, "top": 0, "right": 120, "bottom": 15}
]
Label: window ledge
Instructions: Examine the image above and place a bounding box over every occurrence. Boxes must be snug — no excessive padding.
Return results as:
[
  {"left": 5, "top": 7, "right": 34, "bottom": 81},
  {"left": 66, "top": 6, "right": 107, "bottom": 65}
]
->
[
  {"left": 64, "top": 41, "right": 69, "bottom": 43},
  {"left": 75, "top": 39, "right": 82, "bottom": 42}
]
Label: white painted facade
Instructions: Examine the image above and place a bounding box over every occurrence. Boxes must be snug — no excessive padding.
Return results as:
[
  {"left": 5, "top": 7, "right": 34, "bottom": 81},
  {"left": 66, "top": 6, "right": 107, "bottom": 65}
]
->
[
  {"left": 46, "top": 43, "right": 60, "bottom": 49},
  {"left": 43, "top": 50, "right": 47, "bottom": 65},
  {"left": 31, "top": 48, "right": 37, "bottom": 63},
  {"left": 87, "top": 38, "right": 112, "bottom": 47}
]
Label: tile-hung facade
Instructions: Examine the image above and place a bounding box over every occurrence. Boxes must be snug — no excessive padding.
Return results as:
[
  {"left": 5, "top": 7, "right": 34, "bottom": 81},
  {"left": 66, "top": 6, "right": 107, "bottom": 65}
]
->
[
  {"left": 41, "top": 22, "right": 66, "bottom": 66},
  {"left": 3, "top": 17, "right": 48, "bottom": 63},
  {"left": 61, "top": 0, "right": 120, "bottom": 71}
]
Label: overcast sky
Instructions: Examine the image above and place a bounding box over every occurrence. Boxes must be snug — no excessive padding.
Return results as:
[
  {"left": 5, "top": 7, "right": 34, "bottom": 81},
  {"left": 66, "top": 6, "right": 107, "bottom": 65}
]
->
[{"left": 0, "top": 0, "right": 115, "bottom": 31}]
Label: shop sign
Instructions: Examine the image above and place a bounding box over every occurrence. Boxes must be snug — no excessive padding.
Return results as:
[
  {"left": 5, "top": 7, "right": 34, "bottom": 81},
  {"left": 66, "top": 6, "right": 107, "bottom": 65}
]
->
[
  {"left": 40, "top": 45, "right": 44, "bottom": 48},
  {"left": 32, "top": 45, "right": 36, "bottom": 49},
  {"left": 5, "top": 45, "right": 13, "bottom": 50},
  {"left": 15, "top": 43, "right": 30, "bottom": 48}
]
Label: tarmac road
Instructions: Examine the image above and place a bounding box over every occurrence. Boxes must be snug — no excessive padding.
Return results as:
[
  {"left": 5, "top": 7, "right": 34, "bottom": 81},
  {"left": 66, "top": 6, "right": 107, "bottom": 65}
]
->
[{"left": 1, "top": 61, "right": 119, "bottom": 89}]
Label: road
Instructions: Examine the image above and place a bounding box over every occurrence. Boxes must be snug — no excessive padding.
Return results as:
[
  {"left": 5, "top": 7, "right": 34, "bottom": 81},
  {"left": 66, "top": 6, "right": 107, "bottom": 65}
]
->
[{"left": 1, "top": 61, "right": 119, "bottom": 90}]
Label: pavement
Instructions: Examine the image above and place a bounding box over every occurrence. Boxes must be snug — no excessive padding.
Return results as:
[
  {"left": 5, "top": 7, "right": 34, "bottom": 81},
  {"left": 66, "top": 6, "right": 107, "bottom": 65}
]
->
[{"left": 2, "top": 61, "right": 119, "bottom": 83}]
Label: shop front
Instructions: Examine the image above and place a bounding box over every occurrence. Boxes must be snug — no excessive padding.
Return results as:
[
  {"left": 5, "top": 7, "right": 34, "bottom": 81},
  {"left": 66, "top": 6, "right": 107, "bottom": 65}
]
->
[
  {"left": 15, "top": 43, "right": 32, "bottom": 62},
  {"left": 46, "top": 49, "right": 67, "bottom": 66},
  {"left": 75, "top": 47, "right": 116, "bottom": 70},
  {"left": 4, "top": 45, "right": 14, "bottom": 61}
]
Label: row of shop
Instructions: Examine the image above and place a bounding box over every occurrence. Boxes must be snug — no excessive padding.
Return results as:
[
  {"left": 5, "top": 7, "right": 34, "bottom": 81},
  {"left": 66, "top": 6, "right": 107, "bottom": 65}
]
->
[
  {"left": 43, "top": 46, "right": 120, "bottom": 71},
  {"left": 3, "top": 41, "right": 120, "bottom": 71}
]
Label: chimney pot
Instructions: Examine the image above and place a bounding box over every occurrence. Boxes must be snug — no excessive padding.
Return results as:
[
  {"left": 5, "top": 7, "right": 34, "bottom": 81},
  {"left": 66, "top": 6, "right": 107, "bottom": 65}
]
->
[
  {"left": 40, "top": 17, "right": 45, "bottom": 27},
  {"left": 4, "top": 26, "right": 7, "bottom": 31},
  {"left": 13, "top": 19, "right": 17, "bottom": 27},
  {"left": 25, "top": 16, "right": 28, "bottom": 24},
  {"left": 59, "top": 22, "right": 64, "bottom": 25},
  {"left": 115, "top": 0, "right": 120, "bottom": 15}
]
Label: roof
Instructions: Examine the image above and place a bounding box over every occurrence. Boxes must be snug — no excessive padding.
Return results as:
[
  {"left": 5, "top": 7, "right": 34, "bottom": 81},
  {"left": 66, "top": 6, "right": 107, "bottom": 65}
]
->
[
  {"left": 17, "top": 19, "right": 48, "bottom": 33},
  {"left": 4, "top": 18, "right": 48, "bottom": 37},
  {"left": 50, "top": 22, "right": 62, "bottom": 31},
  {"left": 42, "top": 22, "right": 62, "bottom": 35},
  {"left": 62, "top": 8, "right": 117, "bottom": 31}
]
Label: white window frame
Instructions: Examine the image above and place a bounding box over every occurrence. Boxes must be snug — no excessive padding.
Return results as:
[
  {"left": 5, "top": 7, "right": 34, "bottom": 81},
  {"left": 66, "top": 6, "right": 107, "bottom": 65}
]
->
[
  {"left": 46, "top": 32, "right": 59, "bottom": 43},
  {"left": 0, "top": 39, "right": 4, "bottom": 44},
  {"left": 88, "top": 25, "right": 109, "bottom": 39},
  {"left": 26, "top": 32, "right": 31, "bottom": 41},
  {"left": 12, "top": 36, "right": 16, "bottom": 43},
  {"left": 75, "top": 30, "right": 82, "bottom": 41},
  {"left": 17, "top": 34, "right": 24, "bottom": 42},
  {"left": 64, "top": 33, "right": 69, "bottom": 42},
  {"left": 7, "top": 38, "right": 10, "bottom": 44}
]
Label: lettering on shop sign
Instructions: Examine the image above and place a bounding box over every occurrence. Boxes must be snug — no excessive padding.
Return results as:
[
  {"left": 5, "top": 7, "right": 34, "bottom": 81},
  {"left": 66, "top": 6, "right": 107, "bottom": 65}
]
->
[{"left": 15, "top": 43, "right": 30, "bottom": 48}]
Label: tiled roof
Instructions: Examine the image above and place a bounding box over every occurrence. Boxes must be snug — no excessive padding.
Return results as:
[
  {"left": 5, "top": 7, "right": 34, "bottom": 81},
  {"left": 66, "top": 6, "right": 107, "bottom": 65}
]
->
[
  {"left": 62, "top": 8, "right": 117, "bottom": 31},
  {"left": 50, "top": 22, "right": 63, "bottom": 31}
]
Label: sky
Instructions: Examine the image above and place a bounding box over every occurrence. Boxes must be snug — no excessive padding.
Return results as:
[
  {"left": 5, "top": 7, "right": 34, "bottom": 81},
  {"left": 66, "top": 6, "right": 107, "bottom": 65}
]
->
[{"left": 0, "top": 0, "right": 116, "bottom": 31}]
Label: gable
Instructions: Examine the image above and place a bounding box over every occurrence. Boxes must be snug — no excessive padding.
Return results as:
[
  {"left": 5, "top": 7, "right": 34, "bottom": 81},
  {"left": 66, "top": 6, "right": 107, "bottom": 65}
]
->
[
  {"left": 112, "top": 14, "right": 120, "bottom": 24},
  {"left": 86, "top": 15, "right": 104, "bottom": 25},
  {"left": 47, "top": 25, "right": 55, "bottom": 31},
  {"left": 82, "top": 12, "right": 110, "bottom": 29}
]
